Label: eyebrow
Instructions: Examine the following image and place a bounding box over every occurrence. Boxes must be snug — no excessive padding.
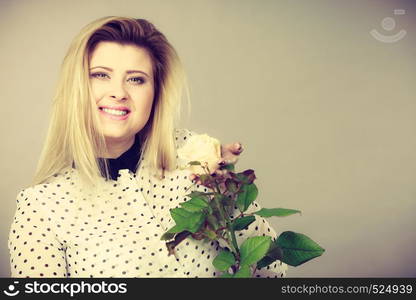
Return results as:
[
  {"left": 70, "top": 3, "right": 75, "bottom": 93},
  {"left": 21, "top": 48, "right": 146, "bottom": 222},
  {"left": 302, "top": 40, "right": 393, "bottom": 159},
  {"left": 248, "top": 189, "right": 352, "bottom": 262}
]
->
[{"left": 89, "top": 66, "right": 150, "bottom": 77}]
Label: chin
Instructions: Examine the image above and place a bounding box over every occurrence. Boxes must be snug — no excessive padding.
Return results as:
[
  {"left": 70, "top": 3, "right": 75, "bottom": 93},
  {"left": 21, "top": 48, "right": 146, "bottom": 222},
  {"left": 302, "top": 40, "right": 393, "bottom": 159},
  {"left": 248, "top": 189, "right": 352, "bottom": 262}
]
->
[{"left": 103, "top": 131, "right": 131, "bottom": 141}]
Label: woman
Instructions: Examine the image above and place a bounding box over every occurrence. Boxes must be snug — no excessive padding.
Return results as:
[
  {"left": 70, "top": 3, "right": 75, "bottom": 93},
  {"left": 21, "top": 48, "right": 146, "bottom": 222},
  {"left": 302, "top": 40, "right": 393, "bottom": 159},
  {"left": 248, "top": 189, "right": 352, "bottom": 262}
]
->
[{"left": 8, "top": 16, "right": 287, "bottom": 278}]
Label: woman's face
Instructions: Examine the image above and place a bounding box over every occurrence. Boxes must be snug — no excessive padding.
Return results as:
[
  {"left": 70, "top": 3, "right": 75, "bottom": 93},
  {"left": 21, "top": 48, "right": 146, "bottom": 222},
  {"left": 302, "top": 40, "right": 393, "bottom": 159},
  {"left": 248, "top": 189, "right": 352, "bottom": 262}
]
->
[{"left": 89, "top": 41, "right": 155, "bottom": 143}]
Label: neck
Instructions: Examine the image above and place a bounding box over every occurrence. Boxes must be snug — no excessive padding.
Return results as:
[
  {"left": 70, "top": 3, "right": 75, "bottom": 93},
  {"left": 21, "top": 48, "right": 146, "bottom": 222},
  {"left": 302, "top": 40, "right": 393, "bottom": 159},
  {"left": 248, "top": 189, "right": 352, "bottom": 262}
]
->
[{"left": 101, "top": 136, "right": 135, "bottom": 159}]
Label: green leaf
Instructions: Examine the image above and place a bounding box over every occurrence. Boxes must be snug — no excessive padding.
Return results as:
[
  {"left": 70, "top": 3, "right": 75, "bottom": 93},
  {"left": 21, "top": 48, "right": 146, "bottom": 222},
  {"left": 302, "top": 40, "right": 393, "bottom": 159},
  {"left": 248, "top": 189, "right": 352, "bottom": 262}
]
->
[
  {"left": 232, "top": 215, "right": 256, "bottom": 231},
  {"left": 267, "top": 243, "right": 284, "bottom": 260},
  {"left": 169, "top": 208, "right": 191, "bottom": 231},
  {"left": 170, "top": 207, "right": 192, "bottom": 224},
  {"left": 213, "top": 250, "right": 236, "bottom": 271},
  {"left": 276, "top": 231, "right": 325, "bottom": 267},
  {"left": 256, "top": 255, "right": 276, "bottom": 269},
  {"left": 233, "top": 265, "right": 251, "bottom": 278},
  {"left": 254, "top": 208, "right": 301, "bottom": 218},
  {"left": 186, "top": 212, "right": 206, "bottom": 233},
  {"left": 169, "top": 208, "right": 206, "bottom": 233},
  {"left": 236, "top": 183, "right": 258, "bottom": 212},
  {"left": 240, "top": 236, "right": 272, "bottom": 267},
  {"left": 167, "top": 224, "right": 185, "bottom": 233},
  {"left": 180, "top": 196, "right": 209, "bottom": 212},
  {"left": 256, "top": 242, "right": 283, "bottom": 269},
  {"left": 188, "top": 161, "right": 201, "bottom": 165}
]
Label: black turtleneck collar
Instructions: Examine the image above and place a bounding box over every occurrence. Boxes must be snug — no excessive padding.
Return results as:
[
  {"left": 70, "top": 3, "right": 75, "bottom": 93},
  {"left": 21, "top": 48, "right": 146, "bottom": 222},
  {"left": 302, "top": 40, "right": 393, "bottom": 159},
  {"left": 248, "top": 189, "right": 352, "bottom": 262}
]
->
[{"left": 98, "top": 135, "right": 142, "bottom": 181}]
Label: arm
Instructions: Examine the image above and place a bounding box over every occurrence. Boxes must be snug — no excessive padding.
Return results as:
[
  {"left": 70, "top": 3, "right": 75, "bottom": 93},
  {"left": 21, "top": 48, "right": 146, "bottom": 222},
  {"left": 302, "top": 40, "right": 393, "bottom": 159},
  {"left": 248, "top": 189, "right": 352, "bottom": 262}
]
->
[{"left": 8, "top": 188, "right": 68, "bottom": 277}]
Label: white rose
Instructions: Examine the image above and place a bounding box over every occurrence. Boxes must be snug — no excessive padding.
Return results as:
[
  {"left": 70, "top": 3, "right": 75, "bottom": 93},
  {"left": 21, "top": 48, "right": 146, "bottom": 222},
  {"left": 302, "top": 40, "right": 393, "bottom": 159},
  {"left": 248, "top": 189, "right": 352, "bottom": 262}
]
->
[{"left": 177, "top": 134, "right": 221, "bottom": 174}]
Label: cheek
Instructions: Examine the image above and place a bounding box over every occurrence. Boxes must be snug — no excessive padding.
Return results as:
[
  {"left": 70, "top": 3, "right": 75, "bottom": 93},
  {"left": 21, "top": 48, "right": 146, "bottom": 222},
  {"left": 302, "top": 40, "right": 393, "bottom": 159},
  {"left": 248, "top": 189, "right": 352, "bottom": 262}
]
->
[
  {"left": 133, "top": 88, "right": 154, "bottom": 113},
  {"left": 90, "top": 82, "right": 105, "bottom": 102},
  {"left": 144, "top": 94, "right": 154, "bottom": 112}
]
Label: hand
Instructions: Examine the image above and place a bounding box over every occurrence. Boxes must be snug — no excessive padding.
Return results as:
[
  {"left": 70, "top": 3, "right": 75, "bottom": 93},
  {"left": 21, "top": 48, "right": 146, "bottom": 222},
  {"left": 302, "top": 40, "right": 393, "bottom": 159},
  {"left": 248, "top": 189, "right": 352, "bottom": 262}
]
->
[
  {"left": 190, "top": 141, "right": 243, "bottom": 184},
  {"left": 216, "top": 142, "right": 243, "bottom": 174}
]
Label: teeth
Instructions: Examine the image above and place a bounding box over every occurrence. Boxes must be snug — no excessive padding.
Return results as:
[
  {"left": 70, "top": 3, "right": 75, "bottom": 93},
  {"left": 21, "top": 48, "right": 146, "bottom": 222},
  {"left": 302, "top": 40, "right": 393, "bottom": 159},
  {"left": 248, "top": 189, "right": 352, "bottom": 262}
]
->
[{"left": 101, "top": 108, "right": 127, "bottom": 116}]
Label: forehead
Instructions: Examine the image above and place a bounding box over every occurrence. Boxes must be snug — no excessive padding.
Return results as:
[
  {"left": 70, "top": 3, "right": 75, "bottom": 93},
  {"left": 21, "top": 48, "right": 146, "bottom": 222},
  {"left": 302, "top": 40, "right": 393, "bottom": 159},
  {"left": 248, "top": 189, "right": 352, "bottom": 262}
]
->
[{"left": 89, "top": 41, "right": 153, "bottom": 75}]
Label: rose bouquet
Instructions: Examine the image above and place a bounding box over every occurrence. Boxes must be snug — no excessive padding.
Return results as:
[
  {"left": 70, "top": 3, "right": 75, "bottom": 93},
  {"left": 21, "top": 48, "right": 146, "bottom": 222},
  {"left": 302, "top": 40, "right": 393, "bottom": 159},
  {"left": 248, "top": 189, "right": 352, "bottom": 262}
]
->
[{"left": 161, "top": 134, "right": 325, "bottom": 277}]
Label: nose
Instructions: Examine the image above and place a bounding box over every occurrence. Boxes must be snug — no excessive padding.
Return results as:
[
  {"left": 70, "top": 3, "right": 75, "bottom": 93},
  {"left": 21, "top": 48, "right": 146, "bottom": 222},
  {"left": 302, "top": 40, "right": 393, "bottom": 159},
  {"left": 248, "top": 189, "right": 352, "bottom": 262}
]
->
[{"left": 109, "top": 81, "right": 128, "bottom": 101}]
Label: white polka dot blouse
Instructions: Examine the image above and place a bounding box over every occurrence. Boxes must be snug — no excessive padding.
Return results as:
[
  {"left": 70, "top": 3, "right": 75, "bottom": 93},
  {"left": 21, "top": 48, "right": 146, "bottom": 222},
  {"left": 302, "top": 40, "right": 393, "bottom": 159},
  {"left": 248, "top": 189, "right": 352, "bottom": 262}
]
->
[{"left": 8, "top": 129, "right": 288, "bottom": 278}]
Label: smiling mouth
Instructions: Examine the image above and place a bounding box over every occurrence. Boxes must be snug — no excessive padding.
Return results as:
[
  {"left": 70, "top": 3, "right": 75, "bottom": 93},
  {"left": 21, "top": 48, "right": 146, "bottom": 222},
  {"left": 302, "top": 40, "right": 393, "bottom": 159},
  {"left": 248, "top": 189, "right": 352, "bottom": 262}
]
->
[{"left": 99, "top": 107, "right": 130, "bottom": 116}]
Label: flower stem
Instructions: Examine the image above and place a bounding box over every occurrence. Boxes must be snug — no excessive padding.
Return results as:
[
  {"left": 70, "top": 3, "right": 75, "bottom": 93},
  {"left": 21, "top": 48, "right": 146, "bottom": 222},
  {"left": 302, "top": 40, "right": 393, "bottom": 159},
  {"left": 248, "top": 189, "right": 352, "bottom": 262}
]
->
[
  {"left": 202, "top": 164, "right": 241, "bottom": 269},
  {"left": 213, "top": 193, "right": 238, "bottom": 254},
  {"left": 224, "top": 207, "right": 240, "bottom": 257},
  {"left": 210, "top": 173, "right": 240, "bottom": 258}
]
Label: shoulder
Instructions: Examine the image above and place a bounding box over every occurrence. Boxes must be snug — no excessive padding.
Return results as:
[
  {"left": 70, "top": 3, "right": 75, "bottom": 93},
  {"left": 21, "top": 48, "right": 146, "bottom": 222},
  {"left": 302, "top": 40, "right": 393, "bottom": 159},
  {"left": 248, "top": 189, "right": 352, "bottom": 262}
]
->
[
  {"left": 14, "top": 187, "right": 34, "bottom": 204},
  {"left": 13, "top": 187, "right": 43, "bottom": 214},
  {"left": 14, "top": 184, "right": 52, "bottom": 206},
  {"left": 15, "top": 167, "right": 75, "bottom": 205}
]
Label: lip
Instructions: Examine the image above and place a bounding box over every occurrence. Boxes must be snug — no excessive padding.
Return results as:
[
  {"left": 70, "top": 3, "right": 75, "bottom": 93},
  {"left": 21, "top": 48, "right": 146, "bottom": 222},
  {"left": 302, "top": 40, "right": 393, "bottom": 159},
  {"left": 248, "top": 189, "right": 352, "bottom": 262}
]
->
[{"left": 98, "top": 106, "right": 131, "bottom": 121}]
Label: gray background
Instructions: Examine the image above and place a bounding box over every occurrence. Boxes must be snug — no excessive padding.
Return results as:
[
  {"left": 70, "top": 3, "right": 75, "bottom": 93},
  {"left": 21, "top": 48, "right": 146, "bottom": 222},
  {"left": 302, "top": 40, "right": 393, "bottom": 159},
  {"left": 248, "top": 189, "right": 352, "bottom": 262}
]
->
[{"left": 1, "top": 0, "right": 415, "bottom": 277}]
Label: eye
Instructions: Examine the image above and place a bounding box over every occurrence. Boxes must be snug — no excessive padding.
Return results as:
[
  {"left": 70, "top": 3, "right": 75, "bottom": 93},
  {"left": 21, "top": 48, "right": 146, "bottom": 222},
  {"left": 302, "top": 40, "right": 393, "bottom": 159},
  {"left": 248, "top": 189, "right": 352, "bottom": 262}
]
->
[
  {"left": 90, "top": 72, "right": 109, "bottom": 79},
  {"left": 128, "top": 77, "right": 146, "bottom": 85}
]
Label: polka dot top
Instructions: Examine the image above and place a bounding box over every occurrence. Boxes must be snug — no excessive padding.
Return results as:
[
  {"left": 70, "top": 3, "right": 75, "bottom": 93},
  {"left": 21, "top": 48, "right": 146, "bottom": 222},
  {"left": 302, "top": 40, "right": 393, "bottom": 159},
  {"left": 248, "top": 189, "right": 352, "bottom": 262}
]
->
[{"left": 8, "top": 129, "right": 288, "bottom": 278}]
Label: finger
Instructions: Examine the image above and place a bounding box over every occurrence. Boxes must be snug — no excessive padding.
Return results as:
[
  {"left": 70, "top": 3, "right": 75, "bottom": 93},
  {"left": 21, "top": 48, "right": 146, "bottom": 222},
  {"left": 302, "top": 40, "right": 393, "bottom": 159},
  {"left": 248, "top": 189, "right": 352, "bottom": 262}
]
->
[
  {"left": 217, "top": 159, "right": 226, "bottom": 166},
  {"left": 221, "top": 143, "right": 235, "bottom": 155},
  {"left": 231, "top": 142, "right": 243, "bottom": 155}
]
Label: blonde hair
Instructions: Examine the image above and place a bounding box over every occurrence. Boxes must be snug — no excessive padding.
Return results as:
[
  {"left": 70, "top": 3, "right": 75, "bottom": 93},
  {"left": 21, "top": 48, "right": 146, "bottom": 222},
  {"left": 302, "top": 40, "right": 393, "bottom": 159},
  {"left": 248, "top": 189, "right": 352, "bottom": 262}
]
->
[{"left": 31, "top": 16, "right": 190, "bottom": 190}]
